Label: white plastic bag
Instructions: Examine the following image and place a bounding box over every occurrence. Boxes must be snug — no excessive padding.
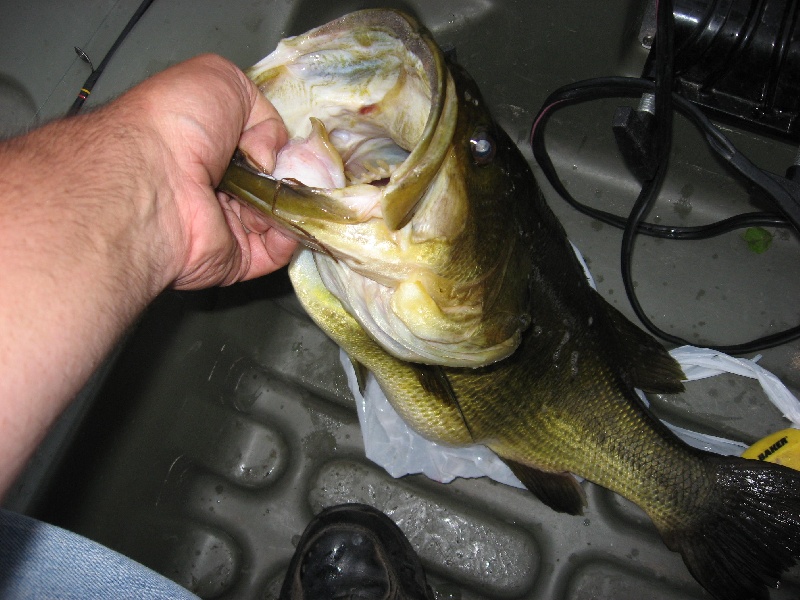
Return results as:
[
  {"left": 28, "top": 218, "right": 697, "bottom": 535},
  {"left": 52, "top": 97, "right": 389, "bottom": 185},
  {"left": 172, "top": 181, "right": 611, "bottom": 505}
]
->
[{"left": 341, "top": 350, "right": 526, "bottom": 488}]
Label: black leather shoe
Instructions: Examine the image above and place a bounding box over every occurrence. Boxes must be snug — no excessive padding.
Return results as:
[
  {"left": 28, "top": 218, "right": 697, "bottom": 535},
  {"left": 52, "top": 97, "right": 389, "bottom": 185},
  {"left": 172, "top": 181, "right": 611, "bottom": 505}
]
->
[{"left": 279, "top": 503, "right": 434, "bottom": 600}]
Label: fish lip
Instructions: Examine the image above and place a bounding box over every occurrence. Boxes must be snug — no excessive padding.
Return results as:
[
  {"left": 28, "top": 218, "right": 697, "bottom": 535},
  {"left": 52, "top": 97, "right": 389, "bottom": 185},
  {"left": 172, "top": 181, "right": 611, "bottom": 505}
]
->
[
  {"left": 221, "top": 150, "right": 348, "bottom": 257},
  {"left": 229, "top": 148, "right": 311, "bottom": 194}
]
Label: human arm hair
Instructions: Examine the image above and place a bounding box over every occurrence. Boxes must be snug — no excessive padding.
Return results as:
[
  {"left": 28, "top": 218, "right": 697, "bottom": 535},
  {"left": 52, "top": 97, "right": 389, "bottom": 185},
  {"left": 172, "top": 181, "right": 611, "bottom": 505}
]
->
[{"left": 0, "top": 54, "right": 295, "bottom": 495}]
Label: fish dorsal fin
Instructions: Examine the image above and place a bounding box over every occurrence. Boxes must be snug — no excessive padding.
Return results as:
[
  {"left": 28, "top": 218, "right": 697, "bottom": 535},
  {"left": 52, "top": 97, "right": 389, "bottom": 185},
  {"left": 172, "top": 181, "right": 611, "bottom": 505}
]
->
[
  {"left": 595, "top": 291, "right": 686, "bottom": 394},
  {"left": 501, "top": 458, "right": 587, "bottom": 516}
]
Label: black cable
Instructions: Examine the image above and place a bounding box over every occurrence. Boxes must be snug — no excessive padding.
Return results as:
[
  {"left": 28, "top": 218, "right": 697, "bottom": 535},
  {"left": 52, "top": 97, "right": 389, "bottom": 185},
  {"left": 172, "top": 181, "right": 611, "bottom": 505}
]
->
[
  {"left": 531, "top": 78, "right": 793, "bottom": 239},
  {"left": 67, "top": 0, "right": 156, "bottom": 116},
  {"left": 619, "top": 0, "right": 677, "bottom": 348},
  {"left": 529, "top": 20, "right": 800, "bottom": 354}
]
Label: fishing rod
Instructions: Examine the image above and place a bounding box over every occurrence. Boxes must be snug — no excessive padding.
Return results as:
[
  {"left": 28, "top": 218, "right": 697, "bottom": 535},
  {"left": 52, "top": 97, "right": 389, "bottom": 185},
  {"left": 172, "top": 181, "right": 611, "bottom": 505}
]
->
[{"left": 67, "top": 0, "right": 156, "bottom": 116}]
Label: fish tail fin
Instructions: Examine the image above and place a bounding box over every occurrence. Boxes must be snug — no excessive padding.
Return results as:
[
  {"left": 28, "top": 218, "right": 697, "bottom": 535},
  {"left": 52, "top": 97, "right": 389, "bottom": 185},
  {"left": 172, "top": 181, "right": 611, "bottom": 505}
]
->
[{"left": 659, "top": 455, "right": 800, "bottom": 600}]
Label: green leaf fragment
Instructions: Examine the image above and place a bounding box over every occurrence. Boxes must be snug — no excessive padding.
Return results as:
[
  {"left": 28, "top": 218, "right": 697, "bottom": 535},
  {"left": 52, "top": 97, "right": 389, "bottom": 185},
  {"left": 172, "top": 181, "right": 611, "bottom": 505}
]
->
[{"left": 743, "top": 227, "right": 773, "bottom": 254}]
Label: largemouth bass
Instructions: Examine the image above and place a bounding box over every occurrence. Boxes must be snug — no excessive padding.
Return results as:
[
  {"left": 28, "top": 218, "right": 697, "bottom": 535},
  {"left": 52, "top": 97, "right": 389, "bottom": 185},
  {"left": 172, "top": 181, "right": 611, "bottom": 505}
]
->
[{"left": 220, "top": 9, "right": 800, "bottom": 600}]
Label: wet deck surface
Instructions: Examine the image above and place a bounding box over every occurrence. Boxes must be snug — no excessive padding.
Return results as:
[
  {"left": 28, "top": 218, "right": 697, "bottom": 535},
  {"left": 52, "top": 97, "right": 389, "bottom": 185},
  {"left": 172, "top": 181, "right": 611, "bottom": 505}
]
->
[{"left": 3, "top": 1, "right": 800, "bottom": 598}]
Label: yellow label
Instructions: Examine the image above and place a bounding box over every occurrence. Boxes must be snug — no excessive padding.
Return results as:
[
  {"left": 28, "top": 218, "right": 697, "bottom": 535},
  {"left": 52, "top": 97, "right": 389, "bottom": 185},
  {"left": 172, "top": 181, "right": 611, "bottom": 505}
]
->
[{"left": 743, "top": 428, "right": 800, "bottom": 471}]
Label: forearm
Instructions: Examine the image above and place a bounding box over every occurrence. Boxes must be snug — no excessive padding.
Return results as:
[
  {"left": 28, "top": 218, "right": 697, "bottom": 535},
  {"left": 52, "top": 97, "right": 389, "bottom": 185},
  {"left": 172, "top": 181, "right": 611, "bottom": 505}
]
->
[
  {"left": 0, "top": 54, "right": 294, "bottom": 497},
  {"left": 0, "top": 99, "right": 173, "bottom": 494}
]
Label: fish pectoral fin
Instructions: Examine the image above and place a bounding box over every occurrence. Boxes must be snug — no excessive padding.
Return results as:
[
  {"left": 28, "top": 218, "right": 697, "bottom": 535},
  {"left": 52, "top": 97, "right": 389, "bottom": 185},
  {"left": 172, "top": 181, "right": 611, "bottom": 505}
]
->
[
  {"left": 410, "top": 363, "right": 475, "bottom": 442},
  {"left": 413, "top": 363, "right": 456, "bottom": 400},
  {"left": 501, "top": 458, "right": 587, "bottom": 516},
  {"left": 597, "top": 290, "right": 686, "bottom": 394}
]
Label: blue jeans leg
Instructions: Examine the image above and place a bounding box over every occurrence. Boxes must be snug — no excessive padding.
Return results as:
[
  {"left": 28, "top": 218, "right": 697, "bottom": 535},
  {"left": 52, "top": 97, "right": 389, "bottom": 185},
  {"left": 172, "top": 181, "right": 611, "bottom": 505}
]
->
[{"left": 0, "top": 509, "right": 200, "bottom": 600}]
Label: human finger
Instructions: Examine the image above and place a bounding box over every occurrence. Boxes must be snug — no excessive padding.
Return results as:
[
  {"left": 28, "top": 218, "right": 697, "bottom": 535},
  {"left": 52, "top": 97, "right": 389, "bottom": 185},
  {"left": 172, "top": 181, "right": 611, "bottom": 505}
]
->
[
  {"left": 228, "top": 199, "right": 283, "bottom": 235},
  {"left": 238, "top": 118, "right": 286, "bottom": 174},
  {"left": 218, "top": 194, "right": 298, "bottom": 280},
  {"left": 244, "top": 226, "right": 298, "bottom": 280},
  {"left": 238, "top": 75, "right": 288, "bottom": 173}
]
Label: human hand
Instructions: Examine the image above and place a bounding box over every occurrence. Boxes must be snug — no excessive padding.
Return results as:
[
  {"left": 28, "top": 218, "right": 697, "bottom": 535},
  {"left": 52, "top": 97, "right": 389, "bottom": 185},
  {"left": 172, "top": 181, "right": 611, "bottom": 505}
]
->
[{"left": 125, "top": 53, "right": 297, "bottom": 289}]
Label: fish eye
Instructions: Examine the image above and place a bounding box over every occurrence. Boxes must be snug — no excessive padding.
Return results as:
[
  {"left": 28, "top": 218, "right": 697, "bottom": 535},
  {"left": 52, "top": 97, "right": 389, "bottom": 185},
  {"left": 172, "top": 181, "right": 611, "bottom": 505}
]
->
[{"left": 470, "top": 130, "right": 495, "bottom": 165}]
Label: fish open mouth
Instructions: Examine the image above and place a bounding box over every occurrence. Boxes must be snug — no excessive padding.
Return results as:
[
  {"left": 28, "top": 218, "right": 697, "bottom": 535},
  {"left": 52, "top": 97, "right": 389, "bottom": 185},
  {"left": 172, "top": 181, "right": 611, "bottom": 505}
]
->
[
  {"left": 243, "top": 9, "right": 454, "bottom": 229},
  {"left": 271, "top": 116, "right": 407, "bottom": 191}
]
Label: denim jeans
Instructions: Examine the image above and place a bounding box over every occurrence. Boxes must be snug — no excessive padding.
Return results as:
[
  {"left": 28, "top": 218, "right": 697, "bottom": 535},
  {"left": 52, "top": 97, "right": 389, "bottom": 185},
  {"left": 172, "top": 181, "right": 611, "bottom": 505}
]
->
[{"left": 0, "top": 509, "right": 200, "bottom": 599}]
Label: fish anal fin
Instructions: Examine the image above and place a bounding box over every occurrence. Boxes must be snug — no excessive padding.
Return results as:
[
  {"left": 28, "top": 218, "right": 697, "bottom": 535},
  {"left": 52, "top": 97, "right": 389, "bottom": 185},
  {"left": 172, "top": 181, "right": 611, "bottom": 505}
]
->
[
  {"left": 596, "top": 291, "right": 686, "bottom": 394},
  {"left": 501, "top": 458, "right": 586, "bottom": 516}
]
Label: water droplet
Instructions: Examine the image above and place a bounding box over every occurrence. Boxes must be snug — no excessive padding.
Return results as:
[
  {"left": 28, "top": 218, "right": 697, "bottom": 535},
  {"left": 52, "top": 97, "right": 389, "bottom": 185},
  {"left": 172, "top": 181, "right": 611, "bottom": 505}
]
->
[
  {"left": 432, "top": 583, "right": 462, "bottom": 599},
  {"left": 553, "top": 331, "right": 570, "bottom": 363}
]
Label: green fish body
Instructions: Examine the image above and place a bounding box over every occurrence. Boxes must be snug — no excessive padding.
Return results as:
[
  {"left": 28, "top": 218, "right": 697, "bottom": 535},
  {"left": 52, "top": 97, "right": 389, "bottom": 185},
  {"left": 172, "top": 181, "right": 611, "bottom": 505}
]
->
[{"left": 220, "top": 10, "right": 800, "bottom": 599}]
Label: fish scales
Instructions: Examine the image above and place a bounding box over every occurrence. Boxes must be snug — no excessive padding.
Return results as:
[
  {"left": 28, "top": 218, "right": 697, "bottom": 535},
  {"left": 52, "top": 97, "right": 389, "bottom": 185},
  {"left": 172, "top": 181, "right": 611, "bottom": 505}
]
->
[{"left": 220, "top": 9, "right": 800, "bottom": 600}]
